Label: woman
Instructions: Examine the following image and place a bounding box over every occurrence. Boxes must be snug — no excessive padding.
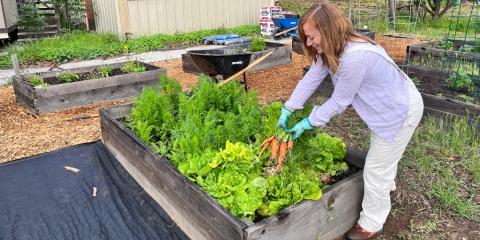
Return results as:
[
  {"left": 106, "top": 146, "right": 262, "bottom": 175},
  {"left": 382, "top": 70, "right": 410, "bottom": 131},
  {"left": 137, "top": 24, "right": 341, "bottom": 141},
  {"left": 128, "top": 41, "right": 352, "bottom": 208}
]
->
[{"left": 276, "top": 2, "right": 424, "bottom": 240}]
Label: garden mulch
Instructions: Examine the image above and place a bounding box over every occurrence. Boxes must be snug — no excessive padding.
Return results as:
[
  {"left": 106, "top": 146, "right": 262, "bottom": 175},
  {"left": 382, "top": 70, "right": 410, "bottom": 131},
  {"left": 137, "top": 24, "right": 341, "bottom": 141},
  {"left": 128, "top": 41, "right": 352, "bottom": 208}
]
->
[
  {"left": 376, "top": 35, "right": 427, "bottom": 63},
  {"left": 0, "top": 88, "right": 127, "bottom": 163}
]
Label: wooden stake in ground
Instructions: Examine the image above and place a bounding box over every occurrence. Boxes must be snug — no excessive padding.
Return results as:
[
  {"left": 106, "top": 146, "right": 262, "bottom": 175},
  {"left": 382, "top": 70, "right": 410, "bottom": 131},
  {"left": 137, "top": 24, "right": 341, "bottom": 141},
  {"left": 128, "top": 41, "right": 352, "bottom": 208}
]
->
[{"left": 11, "top": 54, "right": 21, "bottom": 78}]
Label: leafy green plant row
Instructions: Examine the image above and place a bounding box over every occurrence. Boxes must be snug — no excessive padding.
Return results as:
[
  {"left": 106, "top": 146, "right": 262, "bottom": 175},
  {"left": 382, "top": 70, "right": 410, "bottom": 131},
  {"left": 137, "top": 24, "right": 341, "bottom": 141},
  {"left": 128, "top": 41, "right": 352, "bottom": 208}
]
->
[
  {"left": 125, "top": 75, "right": 349, "bottom": 221},
  {"left": 27, "top": 61, "right": 145, "bottom": 86},
  {"left": 0, "top": 25, "right": 259, "bottom": 69}
]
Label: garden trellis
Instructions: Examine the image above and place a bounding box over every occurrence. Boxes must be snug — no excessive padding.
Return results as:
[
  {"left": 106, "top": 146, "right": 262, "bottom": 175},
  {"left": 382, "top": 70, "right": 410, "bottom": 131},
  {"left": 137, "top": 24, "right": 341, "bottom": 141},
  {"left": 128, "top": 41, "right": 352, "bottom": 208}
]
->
[
  {"left": 405, "top": 1, "right": 480, "bottom": 103},
  {"left": 441, "top": 1, "right": 480, "bottom": 101},
  {"left": 350, "top": 0, "right": 422, "bottom": 33},
  {"left": 392, "top": 0, "right": 423, "bottom": 32}
]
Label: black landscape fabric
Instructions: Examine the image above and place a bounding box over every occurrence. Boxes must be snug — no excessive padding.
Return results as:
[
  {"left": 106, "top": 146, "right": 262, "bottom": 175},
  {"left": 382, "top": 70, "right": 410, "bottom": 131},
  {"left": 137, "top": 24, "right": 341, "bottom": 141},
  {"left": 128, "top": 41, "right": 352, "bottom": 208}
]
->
[{"left": 0, "top": 141, "right": 189, "bottom": 240}]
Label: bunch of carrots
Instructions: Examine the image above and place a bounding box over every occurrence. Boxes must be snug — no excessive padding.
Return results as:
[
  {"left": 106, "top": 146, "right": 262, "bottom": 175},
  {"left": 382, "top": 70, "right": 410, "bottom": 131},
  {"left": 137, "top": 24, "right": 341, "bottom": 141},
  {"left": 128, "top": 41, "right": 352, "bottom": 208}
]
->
[{"left": 259, "top": 130, "right": 294, "bottom": 174}]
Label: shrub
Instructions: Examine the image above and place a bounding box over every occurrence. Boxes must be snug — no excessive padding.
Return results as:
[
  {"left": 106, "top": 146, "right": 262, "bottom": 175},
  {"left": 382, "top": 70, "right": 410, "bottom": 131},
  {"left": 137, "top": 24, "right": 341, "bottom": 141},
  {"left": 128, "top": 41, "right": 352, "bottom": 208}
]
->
[
  {"left": 448, "top": 71, "right": 473, "bottom": 92},
  {"left": 18, "top": 3, "right": 45, "bottom": 33}
]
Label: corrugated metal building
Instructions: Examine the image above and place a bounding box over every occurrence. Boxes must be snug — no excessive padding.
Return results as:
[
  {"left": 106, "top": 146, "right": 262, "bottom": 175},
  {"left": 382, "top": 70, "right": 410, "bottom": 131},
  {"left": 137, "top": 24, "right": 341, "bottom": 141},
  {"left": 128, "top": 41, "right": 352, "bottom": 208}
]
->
[
  {"left": 0, "top": 0, "right": 18, "bottom": 39},
  {"left": 92, "top": 0, "right": 274, "bottom": 37}
]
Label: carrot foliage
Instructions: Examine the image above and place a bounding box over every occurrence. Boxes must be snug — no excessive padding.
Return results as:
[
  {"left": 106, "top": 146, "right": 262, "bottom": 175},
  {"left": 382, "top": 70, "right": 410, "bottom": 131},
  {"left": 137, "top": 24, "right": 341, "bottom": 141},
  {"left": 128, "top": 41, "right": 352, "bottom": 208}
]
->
[{"left": 126, "top": 75, "right": 349, "bottom": 221}]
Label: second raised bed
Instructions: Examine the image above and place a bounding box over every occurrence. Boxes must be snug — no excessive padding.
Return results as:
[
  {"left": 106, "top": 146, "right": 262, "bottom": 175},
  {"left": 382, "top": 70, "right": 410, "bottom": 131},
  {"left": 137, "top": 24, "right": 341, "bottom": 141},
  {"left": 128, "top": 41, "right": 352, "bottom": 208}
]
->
[{"left": 13, "top": 61, "right": 166, "bottom": 115}]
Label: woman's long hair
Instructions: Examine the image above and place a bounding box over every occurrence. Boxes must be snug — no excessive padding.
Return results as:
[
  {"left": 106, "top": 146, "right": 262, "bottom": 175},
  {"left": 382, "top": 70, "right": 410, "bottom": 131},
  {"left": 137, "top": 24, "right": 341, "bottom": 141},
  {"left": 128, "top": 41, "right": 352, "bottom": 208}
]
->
[{"left": 298, "top": 2, "right": 375, "bottom": 74}]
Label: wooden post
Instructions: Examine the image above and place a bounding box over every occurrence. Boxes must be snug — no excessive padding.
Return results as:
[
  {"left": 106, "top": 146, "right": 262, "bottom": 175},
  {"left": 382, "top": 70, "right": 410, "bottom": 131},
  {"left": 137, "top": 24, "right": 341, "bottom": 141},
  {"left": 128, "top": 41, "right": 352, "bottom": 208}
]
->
[
  {"left": 84, "top": 0, "right": 96, "bottom": 31},
  {"left": 54, "top": 3, "right": 62, "bottom": 33},
  {"left": 387, "top": 0, "right": 396, "bottom": 28},
  {"left": 11, "top": 54, "right": 21, "bottom": 78}
]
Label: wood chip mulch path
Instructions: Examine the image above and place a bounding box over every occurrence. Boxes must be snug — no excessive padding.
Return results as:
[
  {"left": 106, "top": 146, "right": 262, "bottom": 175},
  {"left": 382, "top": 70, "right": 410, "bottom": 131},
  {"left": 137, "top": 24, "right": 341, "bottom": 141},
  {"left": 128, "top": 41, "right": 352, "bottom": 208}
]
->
[
  {"left": 0, "top": 37, "right": 417, "bottom": 163},
  {"left": 0, "top": 90, "right": 127, "bottom": 163}
]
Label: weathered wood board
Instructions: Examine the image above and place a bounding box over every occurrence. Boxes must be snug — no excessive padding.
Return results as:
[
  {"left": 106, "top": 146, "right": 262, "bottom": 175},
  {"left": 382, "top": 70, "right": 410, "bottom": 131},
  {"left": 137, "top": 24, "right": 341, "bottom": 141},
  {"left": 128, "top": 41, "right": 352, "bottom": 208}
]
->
[
  {"left": 100, "top": 104, "right": 366, "bottom": 240},
  {"left": 13, "top": 62, "right": 165, "bottom": 115}
]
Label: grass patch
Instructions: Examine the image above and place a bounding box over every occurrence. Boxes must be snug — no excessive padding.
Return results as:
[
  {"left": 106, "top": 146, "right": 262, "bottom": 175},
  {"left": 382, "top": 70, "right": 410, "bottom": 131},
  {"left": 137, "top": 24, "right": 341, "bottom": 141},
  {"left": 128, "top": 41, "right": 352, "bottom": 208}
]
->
[
  {"left": 403, "top": 115, "right": 480, "bottom": 222},
  {"left": 397, "top": 217, "right": 441, "bottom": 239},
  {"left": 0, "top": 25, "right": 259, "bottom": 69}
]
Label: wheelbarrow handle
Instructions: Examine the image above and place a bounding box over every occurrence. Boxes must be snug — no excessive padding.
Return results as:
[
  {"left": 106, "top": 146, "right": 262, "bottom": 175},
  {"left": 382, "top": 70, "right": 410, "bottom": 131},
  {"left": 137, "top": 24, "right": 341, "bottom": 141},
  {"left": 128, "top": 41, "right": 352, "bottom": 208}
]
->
[
  {"left": 218, "top": 51, "right": 273, "bottom": 87},
  {"left": 274, "top": 26, "right": 298, "bottom": 37}
]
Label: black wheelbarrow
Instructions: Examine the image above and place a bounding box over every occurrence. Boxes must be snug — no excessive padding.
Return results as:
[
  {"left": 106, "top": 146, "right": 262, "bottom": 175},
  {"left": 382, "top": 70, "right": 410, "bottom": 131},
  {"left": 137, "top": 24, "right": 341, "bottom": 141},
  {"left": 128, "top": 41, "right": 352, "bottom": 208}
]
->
[
  {"left": 188, "top": 48, "right": 253, "bottom": 80},
  {"left": 187, "top": 47, "right": 273, "bottom": 91}
]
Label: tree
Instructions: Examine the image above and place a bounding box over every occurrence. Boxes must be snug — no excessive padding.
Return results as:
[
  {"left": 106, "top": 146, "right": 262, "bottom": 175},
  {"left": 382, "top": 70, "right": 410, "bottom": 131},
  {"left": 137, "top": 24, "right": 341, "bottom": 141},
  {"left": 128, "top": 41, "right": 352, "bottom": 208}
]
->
[
  {"left": 18, "top": 3, "right": 45, "bottom": 33},
  {"left": 423, "top": 0, "right": 452, "bottom": 19},
  {"left": 49, "top": 0, "right": 86, "bottom": 30}
]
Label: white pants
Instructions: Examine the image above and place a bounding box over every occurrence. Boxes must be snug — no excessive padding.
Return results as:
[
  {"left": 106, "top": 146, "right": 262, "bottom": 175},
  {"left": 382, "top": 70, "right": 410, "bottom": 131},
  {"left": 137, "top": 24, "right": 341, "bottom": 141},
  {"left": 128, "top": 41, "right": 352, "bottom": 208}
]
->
[{"left": 358, "top": 80, "right": 424, "bottom": 232}]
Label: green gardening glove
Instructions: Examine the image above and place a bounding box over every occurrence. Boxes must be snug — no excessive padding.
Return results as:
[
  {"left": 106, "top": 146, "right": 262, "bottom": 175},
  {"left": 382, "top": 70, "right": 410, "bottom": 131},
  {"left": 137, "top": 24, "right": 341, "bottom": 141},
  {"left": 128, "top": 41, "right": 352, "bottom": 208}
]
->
[
  {"left": 286, "top": 117, "right": 314, "bottom": 140},
  {"left": 276, "top": 106, "right": 293, "bottom": 129}
]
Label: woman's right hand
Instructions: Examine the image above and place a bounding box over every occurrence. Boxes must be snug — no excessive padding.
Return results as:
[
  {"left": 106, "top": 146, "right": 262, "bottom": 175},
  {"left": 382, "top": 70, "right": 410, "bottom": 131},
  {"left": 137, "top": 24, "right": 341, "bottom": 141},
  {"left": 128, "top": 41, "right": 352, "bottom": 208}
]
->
[{"left": 276, "top": 106, "right": 293, "bottom": 129}]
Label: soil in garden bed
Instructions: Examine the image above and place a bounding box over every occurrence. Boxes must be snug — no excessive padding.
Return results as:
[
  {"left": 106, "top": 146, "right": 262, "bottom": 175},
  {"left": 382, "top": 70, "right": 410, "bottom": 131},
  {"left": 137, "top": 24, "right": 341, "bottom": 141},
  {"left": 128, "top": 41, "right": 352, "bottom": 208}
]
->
[
  {"left": 329, "top": 163, "right": 361, "bottom": 184},
  {"left": 411, "top": 73, "right": 479, "bottom": 103},
  {"left": 41, "top": 63, "right": 158, "bottom": 85}
]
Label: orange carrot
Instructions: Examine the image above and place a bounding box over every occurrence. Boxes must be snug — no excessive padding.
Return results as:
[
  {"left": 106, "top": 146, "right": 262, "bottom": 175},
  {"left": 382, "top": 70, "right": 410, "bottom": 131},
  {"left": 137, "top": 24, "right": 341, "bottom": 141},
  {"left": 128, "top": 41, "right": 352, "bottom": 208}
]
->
[
  {"left": 259, "top": 139, "right": 273, "bottom": 157},
  {"left": 287, "top": 140, "right": 294, "bottom": 151},
  {"left": 277, "top": 142, "right": 288, "bottom": 171},
  {"left": 261, "top": 136, "right": 275, "bottom": 146},
  {"left": 270, "top": 138, "right": 280, "bottom": 159}
]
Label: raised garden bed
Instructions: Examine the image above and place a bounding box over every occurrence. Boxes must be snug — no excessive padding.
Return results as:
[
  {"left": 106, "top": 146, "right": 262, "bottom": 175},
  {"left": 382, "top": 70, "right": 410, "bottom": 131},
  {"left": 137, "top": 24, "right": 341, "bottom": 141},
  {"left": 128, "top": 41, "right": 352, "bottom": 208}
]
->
[
  {"left": 407, "top": 40, "right": 480, "bottom": 62},
  {"left": 13, "top": 61, "right": 165, "bottom": 115},
  {"left": 100, "top": 103, "right": 366, "bottom": 240},
  {"left": 402, "top": 65, "right": 480, "bottom": 118},
  {"left": 182, "top": 42, "right": 291, "bottom": 75}
]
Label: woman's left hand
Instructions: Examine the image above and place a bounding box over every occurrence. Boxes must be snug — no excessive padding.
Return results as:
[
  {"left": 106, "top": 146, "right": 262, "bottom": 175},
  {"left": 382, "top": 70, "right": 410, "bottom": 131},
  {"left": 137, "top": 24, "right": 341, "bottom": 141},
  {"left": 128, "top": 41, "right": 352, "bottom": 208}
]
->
[{"left": 286, "top": 117, "right": 314, "bottom": 140}]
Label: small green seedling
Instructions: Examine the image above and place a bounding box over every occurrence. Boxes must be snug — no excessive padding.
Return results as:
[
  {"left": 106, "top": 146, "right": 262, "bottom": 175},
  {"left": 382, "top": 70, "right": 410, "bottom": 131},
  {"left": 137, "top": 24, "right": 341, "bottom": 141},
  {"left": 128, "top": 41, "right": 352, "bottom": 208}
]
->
[
  {"left": 448, "top": 71, "right": 473, "bottom": 92},
  {"left": 28, "top": 74, "right": 48, "bottom": 87},
  {"left": 121, "top": 61, "right": 146, "bottom": 73},
  {"left": 250, "top": 36, "right": 266, "bottom": 52},
  {"left": 58, "top": 71, "right": 80, "bottom": 83},
  {"left": 440, "top": 40, "right": 453, "bottom": 50},
  {"left": 97, "top": 65, "right": 113, "bottom": 78}
]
